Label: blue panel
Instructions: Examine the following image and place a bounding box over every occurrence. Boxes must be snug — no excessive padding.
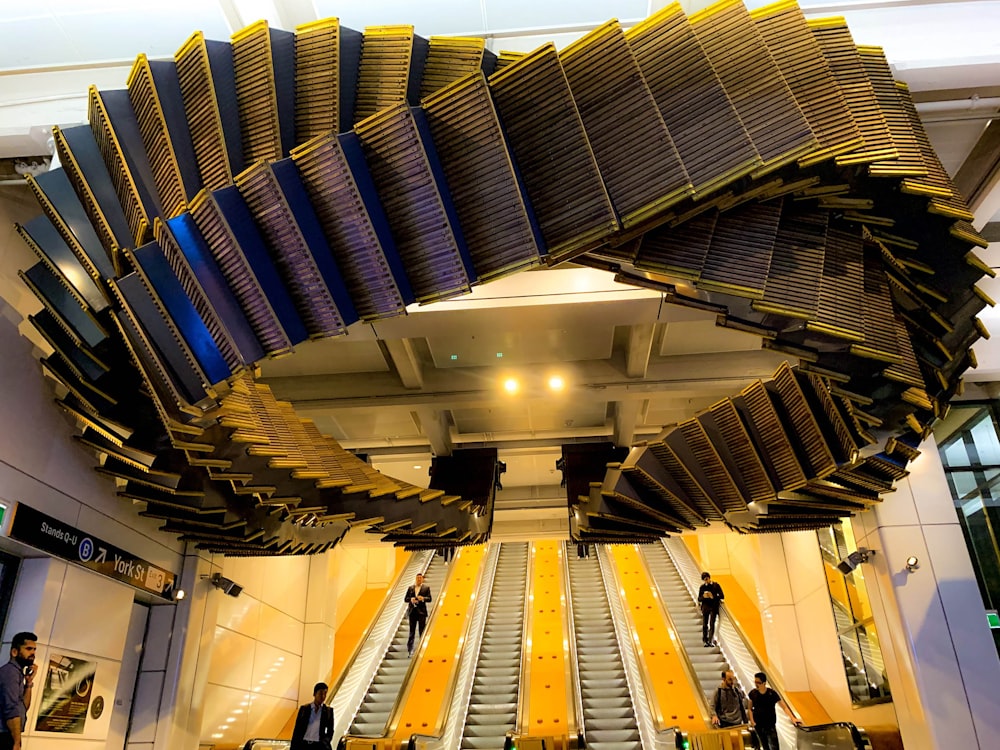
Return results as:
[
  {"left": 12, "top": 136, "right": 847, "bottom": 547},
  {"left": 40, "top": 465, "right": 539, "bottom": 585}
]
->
[
  {"left": 213, "top": 186, "right": 309, "bottom": 346},
  {"left": 30, "top": 309, "right": 107, "bottom": 383},
  {"left": 271, "top": 159, "right": 359, "bottom": 327},
  {"left": 165, "top": 213, "right": 265, "bottom": 365},
  {"left": 205, "top": 39, "right": 245, "bottom": 176},
  {"left": 270, "top": 28, "right": 297, "bottom": 156},
  {"left": 61, "top": 124, "right": 134, "bottom": 251},
  {"left": 339, "top": 26, "right": 364, "bottom": 132},
  {"left": 411, "top": 107, "right": 477, "bottom": 282},
  {"left": 19, "top": 215, "right": 108, "bottom": 311},
  {"left": 116, "top": 273, "right": 206, "bottom": 404},
  {"left": 33, "top": 169, "right": 116, "bottom": 281},
  {"left": 408, "top": 35, "right": 430, "bottom": 107},
  {"left": 338, "top": 132, "right": 415, "bottom": 304},
  {"left": 132, "top": 242, "right": 232, "bottom": 385},
  {"left": 98, "top": 89, "right": 164, "bottom": 221},
  {"left": 22, "top": 263, "right": 107, "bottom": 349}
]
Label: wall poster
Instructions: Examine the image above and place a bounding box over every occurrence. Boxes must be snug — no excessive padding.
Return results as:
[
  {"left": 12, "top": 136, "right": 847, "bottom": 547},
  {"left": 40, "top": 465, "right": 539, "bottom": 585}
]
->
[{"left": 35, "top": 654, "right": 96, "bottom": 733}]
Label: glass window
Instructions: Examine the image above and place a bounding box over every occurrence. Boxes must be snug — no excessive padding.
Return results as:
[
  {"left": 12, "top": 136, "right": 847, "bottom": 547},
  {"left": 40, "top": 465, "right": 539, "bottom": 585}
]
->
[{"left": 817, "top": 521, "right": 891, "bottom": 705}]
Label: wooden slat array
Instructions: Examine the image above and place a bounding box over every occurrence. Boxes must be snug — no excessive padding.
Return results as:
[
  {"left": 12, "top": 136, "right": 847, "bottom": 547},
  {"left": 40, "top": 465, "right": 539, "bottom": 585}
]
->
[
  {"left": 232, "top": 22, "right": 294, "bottom": 165},
  {"left": 422, "top": 73, "right": 543, "bottom": 281},
  {"left": 91, "top": 88, "right": 169, "bottom": 246},
  {"left": 626, "top": 5, "right": 758, "bottom": 197},
  {"left": 690, "top": 0, "right": 815, "bottom": 173},
  {"left": 294, "top": 18, "right": 341, "bottom": 142},
  {"left": 234, "top": 161, "right": 351, "bottom": 338},
  {"left": 175, "top": 32, "right": 243, "bottom": 191},
  {"left": 290, "top": 132, "right": 411, "bottom": 320},
  {"left": 420, "top": 36, "right": 490, "bottom": 99},
  {"left": 52, "top": 126, "right": 133, "bottom": 272},
  {"left": 126, "top": 55, "right": 201, "bottom": 216},
  {"left": 559, "top": 21, "right": 691, "bottom": 227},
  {"left": 188, "top": 189, "right": 302, "bottom": 357},
  {"left": 15, "top": 1, "right": 991, "bottom": 551},
  {"left": 488, "top": 43, "right": 618, "bottom": 263},
  {"left": 354, "top": 103, "right": 472, "bottom": 302},
  {"left": 751, "top": 0, "right": 861, "bottom": 167},
  {"left": 354, "top": 25, "right": 426, "bottom": 124}
]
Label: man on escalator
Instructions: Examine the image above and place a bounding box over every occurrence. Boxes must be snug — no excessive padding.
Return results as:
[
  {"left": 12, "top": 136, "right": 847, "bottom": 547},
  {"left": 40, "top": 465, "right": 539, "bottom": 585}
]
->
[
  {"left": 711, "top": 670, "right": 749, "bottom": 729},
  {"left": 749, "top": 671, "right": 801, "bottom": 750},
  {"left": 404, "top": 572, "right": 432, "bottom": 657},
  {"left": 698, "top": 571, "right": 724, "bottom": 647}
]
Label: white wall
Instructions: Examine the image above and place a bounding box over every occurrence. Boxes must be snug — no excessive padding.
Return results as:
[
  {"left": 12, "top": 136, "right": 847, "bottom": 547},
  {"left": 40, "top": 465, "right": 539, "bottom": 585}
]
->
[{"left": 2, "top": 557, "right": 133, "bottom": 749}]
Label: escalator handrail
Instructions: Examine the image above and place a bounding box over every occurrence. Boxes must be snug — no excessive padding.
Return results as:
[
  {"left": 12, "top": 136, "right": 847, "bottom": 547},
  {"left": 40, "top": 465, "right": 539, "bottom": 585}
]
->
[
  {"left": 513, "top": 541, "right": 535, "bottom": 735},
  {"left": 416, "top": 541, "right": 504, "bottom": 750},
  {"left": 334, "top": 552, "right": 434, "bottom": 737},
  {"left": 240, "top": 739, "right": 291, "bottom": 750},
  {"left": 795, "top": 720, "right": 870, "bottom": 749},
  {"left": 638, "top": 543, "right": 714, "bottom": 724},
  {"left": 563, "top": 543, "right": 587, "bottom": 747},
  {"left": 660, "top": 539, "right": 803, "bottom": 723},
  {"left": 559, "top": 543, "right": 585, "bottom": 749}
]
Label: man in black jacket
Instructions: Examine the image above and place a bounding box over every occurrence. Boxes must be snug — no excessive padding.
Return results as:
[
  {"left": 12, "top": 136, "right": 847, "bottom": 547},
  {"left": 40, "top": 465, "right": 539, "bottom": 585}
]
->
[
  {"left": 291, "top": 682, "right": 332, "bottom": 750},
  {"left": 404, "top": 572, "right": 432, "bottom": 656},
  {"left": 698, "top": 571, "right": 725, "bottom": 647}
]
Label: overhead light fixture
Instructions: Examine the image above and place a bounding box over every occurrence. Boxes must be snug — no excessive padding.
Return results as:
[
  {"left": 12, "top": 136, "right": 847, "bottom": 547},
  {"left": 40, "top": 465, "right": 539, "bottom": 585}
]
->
[
  {"left": 905, "top": 556, "right": 920, "bottom": 572},
  {"left": 548, "top": 375, "right": 565, "bottom": 392},
  {"left": 837, "top": 547, "right": 875, "bottom": 575},
  {"left": 503, "top": 377, "right": 519, "bottom": 394}
]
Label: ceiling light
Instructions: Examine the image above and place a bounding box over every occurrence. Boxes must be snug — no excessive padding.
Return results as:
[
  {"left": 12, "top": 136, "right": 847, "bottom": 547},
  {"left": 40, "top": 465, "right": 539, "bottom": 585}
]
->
[
  {"left": 413, "top": 465, "right": 422, "bottom": 470},
  {"left": 548, "top": 375, "right": 565, "bottom": 392},
  {"left": 503, "top": 377, "right": 519, "bottom": 394}
]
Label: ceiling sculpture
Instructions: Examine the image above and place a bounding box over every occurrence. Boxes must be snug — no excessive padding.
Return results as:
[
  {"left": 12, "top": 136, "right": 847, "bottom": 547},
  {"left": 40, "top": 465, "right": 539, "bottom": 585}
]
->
[{"left": 12, "top": 0, "right": 989, "bottom": 554}]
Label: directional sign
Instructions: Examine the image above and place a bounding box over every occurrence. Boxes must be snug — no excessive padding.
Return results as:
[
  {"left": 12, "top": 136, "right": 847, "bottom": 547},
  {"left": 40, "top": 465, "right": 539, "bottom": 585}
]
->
[{"left": 7, "top": 503, "right": 177, "bottom": 600}]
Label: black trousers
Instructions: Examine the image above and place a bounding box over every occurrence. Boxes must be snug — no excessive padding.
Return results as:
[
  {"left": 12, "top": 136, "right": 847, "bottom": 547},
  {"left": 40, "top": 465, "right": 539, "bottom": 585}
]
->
[
  {"left": 407, "top": 611, "right": 426, "bottom": 653},
  {"left": 753, "top": 726, "right": 780, "bottom": 750},
  {"left": 702, "top": 607, "right": 718, "bottom": 643},
  {"left": 0, "top": 732, "right": 13, "bottom": 750}
]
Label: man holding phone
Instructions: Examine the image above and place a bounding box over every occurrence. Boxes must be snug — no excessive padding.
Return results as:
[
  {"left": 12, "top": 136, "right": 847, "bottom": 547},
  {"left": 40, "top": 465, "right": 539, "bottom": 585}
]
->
[{"left": 0, "top": 632, "right": 37, "bottom": 750}]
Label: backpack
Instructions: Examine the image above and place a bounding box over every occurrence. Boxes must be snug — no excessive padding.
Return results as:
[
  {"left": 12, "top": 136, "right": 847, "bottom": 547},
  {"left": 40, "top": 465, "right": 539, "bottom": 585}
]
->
[{"left": 714, "top": 685, "right": 747, "bottom": 724}]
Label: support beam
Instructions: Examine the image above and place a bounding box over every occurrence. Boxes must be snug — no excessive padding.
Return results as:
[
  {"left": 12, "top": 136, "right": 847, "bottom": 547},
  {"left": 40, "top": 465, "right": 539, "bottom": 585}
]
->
[
  {"left": 411, "top": 406, "right": 453, "bottom": 456},
  {"left": 626, "top": 323, "right": 656, "bottom": 378},
  {"left": 613, "top": 398, "right": 645, "bottom": 448},
  {"left": 954, "top": 118, "right": 1000, "bottom": 227},
  {"left": 382, "top": 338, "right": 424, "bottom": 390}
]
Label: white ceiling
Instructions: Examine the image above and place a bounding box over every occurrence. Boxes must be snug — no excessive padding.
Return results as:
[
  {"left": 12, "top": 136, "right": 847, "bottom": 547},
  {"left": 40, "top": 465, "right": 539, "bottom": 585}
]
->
[{"left": 1, "top": 0, "right": 999, "bottom": 536}]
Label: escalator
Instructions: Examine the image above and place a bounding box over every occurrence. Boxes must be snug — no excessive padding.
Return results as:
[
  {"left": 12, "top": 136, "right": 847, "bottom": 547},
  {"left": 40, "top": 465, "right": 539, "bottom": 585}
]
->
[
  {"left": 567, "top": 548, "right": 642, "bottom": 750},
  {"left": 460, "top": 542, "right": 529, "bottom": 750},
  {"left": 346, "top": 555, "right": 447, "bottom": 736},
  {"left": 641, "top": 542, "right": 728, "bottom": 704}
]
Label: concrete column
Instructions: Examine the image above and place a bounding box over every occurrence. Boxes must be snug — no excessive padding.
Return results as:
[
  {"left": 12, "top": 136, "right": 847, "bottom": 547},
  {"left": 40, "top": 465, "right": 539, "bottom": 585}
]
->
[
  {"left": 152, "top": 549, "right": 221, "bottom": 750},
  {"left": 854, "top": 436, "right": 1000, "bottom": 749},
  {"left": 754, "top": 534, "right": 810, "bottom": 691}
]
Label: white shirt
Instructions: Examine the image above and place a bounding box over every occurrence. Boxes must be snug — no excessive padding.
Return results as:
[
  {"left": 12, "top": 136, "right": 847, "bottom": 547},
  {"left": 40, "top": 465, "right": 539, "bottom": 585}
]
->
[{"left": 303, "top": 702, "right": 323, "bottom": 742}]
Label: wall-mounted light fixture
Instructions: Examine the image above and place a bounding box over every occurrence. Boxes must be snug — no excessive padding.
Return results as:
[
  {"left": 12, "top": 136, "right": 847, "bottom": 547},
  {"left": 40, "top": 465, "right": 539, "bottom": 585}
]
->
[
  {"left": 905, "top": 556, "right": 920, "bottom": 573},
  {"left": 837, "top": 547, "right": 875, "bottom": 575}
]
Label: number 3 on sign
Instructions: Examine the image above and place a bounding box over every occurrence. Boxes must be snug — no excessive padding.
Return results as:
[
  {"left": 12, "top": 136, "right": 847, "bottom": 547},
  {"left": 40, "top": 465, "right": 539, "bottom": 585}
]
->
[{"left": 145, "top": 567, "right": 165, "bottom": 592}]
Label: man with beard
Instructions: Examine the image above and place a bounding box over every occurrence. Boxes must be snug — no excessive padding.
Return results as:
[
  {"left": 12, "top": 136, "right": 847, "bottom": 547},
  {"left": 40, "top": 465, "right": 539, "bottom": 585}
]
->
[{"left": 0, "top": 632, "right": 36, "bottom": 750}]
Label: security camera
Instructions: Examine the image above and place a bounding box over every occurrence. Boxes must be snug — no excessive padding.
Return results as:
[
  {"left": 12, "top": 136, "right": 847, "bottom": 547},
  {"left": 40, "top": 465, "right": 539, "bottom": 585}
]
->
[
  {"left": 210, "top": 572, "right": 244, "bottom": 597},
  {"left": 837, "top": 547, "right": 874, "bottom": 575}
]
